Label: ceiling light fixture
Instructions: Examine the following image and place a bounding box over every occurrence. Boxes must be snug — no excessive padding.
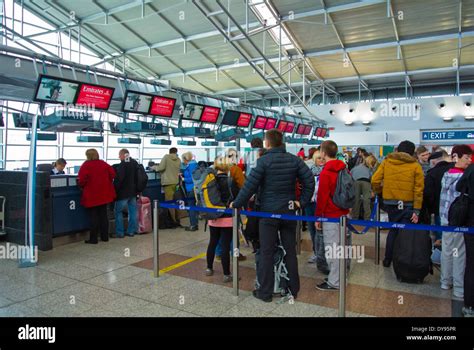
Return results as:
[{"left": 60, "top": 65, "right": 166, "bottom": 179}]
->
[
  {"left": 443, "top": 116, "right": 453, "bottom": 122},
  {"left": 439, "top": 103, "right": 446, "bottom": 109}
]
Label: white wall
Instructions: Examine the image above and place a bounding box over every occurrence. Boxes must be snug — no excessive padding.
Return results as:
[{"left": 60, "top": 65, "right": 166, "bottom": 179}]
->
[{"left": 296, "top": 95, "right": 474, "bottom": 146}]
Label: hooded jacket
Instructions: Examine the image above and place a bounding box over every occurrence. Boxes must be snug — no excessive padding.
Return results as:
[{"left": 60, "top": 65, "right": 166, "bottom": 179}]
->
[
  {"left": 183, "top": 160, "right": 198, "bottom": 193},
  {"left": 153, "top": 153, "right": 181, "bottom": 186},
  {"left": 315, "top": 159, "right": 350, "bottom": 218},
  {"left": 232, "top": 147, "right": 314, "bottom": 213},
  {"left": 439, "top": 167, "right": 465, "bottom": 226},
  {"left": 371, "top": 152, "right": 424, "bottom": 209}
]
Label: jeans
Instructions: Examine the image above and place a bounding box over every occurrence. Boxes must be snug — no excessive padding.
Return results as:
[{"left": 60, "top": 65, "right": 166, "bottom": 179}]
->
[
  {"left": 315, "top": 229, "right": 328, "bottom": 270},
  {"left": 115, "top": 197, "right": 137, "bottom": 236},
  {"left": 304, "top": 203, "right": 316, "bottom": 254},
  {"left": 187, "top": 191, "right": 198, "bottom": 227},
  {"left": 383, "top": 204, "right": 414, "bottom": 261}
]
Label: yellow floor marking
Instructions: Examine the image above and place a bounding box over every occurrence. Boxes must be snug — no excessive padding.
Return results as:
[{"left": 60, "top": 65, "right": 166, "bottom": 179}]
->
[{"left": 154, "top": 252, "right": 206, "bottom": 276}]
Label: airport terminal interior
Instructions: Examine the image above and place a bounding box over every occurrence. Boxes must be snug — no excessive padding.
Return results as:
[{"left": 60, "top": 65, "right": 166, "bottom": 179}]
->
[{"left": 0, "top": 0, "right": 473, "bottom": 320}]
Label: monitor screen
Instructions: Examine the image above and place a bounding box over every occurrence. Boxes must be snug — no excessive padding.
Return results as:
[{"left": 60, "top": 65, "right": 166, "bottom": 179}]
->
[
  {"left": 237, "top": 113, "right": 252, "bottom": 127},
  {"left": 122, "top": 90, "right": 152, "bottom": 114},
  {"left": 314, "top": 127, "right": 322, "bottom": 137},
  {"left": 182, "top": 102, "right": 204, "bottom": 121},
  {"left": 320, "top": 128, "right": 328, "bottom": 138},
  {"left": 200, "top": 106, "right": 220, "bottom": 124},
  {"left": 253, "top": 116, "right": 267, "bottom": 129},
  {"left": 264, "top": 118, "right": 277, "bottom": 130},
  {"left": 34, "top": 75, "right": 80, "bottom": 105},
  {"left": 285, "top": 122, "right": 295, "bottom": 133},
  {"left": 221, "top": 110, "right": 240, "bottom": 126},
  {"left": 296, "top": 124, "right": 306, "bottom": 135},
  {"left": 75, "top": 83, "right": 114, "bottom": 110},
  {"left": 303, "top": 125, "right": 312, "bottom": 135},
  {"left": 277, "top": 120, "right": 288, "bottom": 132},
  {"left": 149, "top": 96, "right": 176, "bottom": 117}
]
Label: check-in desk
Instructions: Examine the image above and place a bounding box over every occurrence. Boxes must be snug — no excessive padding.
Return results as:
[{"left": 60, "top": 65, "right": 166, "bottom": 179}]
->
[{"left": 0, "top": 170, "right": 164, "bottom": 251}]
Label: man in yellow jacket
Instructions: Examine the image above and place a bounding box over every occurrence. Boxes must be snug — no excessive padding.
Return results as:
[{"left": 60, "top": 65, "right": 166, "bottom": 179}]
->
[{"left": 371, "top": 140, "right": 425, "bottom": 267}]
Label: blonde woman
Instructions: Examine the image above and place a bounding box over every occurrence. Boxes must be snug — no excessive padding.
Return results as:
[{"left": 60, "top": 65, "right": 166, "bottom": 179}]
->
[{"left": 181, "top": 151, "right": 199, "bottom": 231}]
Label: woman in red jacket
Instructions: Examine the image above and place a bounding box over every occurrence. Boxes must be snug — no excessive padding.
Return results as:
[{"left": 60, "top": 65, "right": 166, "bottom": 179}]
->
[{"left": 78, "top": 149, "right": 116, "bottom": 244}]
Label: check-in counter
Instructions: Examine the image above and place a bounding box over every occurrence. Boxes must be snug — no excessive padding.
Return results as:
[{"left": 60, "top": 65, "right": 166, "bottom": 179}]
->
[{"left": 0, "top": 170, "right": 164, "bottom": 251}]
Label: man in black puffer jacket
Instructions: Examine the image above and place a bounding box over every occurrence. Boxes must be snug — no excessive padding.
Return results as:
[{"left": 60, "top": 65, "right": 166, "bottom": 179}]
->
[{"left": 231, "top": 129, "right": 315, "bottom": 302}]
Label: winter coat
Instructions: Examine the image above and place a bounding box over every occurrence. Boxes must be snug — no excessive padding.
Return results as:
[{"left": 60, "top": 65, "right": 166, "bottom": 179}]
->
[
  {"left": 114, "top": 157, "right": 139, "bottom": 200},
  {"left": 315, "top": 160, "right": 350, "bottom": 218},
  {"left": 183, "top": 160, "right": 198, "bottom": 193},
  {"left": 78, "top": 160, "right": 116, "bottom": 208},
  {"left": 439, "top": 167, "right": 465, "bottom": 226},
  {"left": 153, "top": 153, "right": 181, "bottom": 186}
]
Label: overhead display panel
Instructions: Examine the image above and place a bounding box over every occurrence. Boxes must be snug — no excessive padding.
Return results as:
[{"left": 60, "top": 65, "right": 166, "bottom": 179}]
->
[
  {"left": 237, "top": 112, "right": 252, "bottom": 127},
  {"left": 253, "top": 116, "right": 267, "bottom": 129},
  {"left": 122, "top": 90, "right": 152, "bottom": 114},
  {"left": 149, "top": 96, "right": 176, "bottom": 118},
  {"left": 296, "top": 124, "right": 312, "bottom": 135},
  {"left": 303, "top": 125, "right": 313, "bottom": 135},
  {"left": 315, "top": 127, "right": 328, "bottom": 138},
  {"left": 34, "top": 75, "right": 80, "bottom": 105},
  {"left": 200, "top": 106, "right": 220, "bottom": 124},
  {"left": 285, "top": 122, "right": 295, "bottom": 133},
  {"left": 182, "top": 102, "right": 204, "bottom": 121},
  {"left": 75, "top": 83, "right": 114, "bottom": 110},
  {"left": 265, "top": 117, "right": 277, "bottom": 130},
  {"left": 277, "top": 120, "right": 288, "bottom": 132}
]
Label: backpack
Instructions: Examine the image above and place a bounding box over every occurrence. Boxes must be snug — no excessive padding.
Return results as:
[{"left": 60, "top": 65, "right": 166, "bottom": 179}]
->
[
  {"left": 192, "top": 167, "right": 232, "bottom": 220},
  {"left": 448, "top": 192, "right": 470, "bottom": 226},
  {"left": 135, "top": 163, "right": 148, "bottom": 193},
  {"left": 332, "top": 168, "right": 356, "bottom": 210}
]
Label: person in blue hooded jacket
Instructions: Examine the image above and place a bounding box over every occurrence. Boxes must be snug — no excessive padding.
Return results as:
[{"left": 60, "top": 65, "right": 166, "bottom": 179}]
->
[{"left": 182, "top": 151, "right": 199, "bottom": 231}]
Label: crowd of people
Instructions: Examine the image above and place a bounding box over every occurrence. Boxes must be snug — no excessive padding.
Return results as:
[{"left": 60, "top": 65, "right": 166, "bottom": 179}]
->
[{"left": 69, "top": 128, "right": 473, "bottom": 317}]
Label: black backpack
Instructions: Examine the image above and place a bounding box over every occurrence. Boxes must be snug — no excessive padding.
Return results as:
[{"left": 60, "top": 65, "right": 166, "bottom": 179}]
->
[
  {"left": 393, "top": 228, "right": 432, "bottom": 283},
  {"left": 135, "top": 163, "right": 148, "bottom": 193},
  {"left": 448, "top": 193, "right": 470, "bottom": 227}
]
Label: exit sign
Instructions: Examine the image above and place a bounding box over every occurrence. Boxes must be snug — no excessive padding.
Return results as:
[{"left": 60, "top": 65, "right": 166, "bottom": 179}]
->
[{"left": 421, "top": 130, "right": 474, "bottom": 143}]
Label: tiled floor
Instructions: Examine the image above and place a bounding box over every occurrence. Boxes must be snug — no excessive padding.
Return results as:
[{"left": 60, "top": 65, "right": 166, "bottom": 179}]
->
[{"left": 0, "top": 220, "right": 463, "bottom": 317}]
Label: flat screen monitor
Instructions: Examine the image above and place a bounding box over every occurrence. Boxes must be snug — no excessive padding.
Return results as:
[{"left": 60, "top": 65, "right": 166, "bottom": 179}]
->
[
  {"left": 296, "top": 124, "right": 307, "bottom": 135},
  {"left": 149, "top": 96, "right": 176, "bottom": 117},
  {"left": 34, "top": 75, "right": 80, "bottom": 105},
  {"left": 320, "top": 128, "right": 328, "bottom": 138},
  {"left": 122, "top": 90, "right": 152, "bottom": 114},
  {"left": 314, "top": 127, "right": 322, "bottom": 137},
  {"left": 303, "top": 125, "right": 312, "bottom": 135},
  {"left": 253, "top": 116, "right": 267, "bottom": 129},
  {"left": 182, "top": 102, "right": 204, "bottom": 121},
  {"left": 75, "top": 83, "right": 115, "bottom": 110},
  {"left": 237, "top": 112, "right": 252, "bottom": 127},
  {"left": 200, "top": 106, "right": 220, "bottom": 124},
  {"left": 277, "top": 120, "right": 288, "bottom": 132},
  {"left": 264, "top": 117, "right": 277, "bottom": 130},
  {"left": 285, "top": 122, "right": 295, "bottom": 133},
  {"left": 221, "top": 110, "right": 240, "bottom": 126}
]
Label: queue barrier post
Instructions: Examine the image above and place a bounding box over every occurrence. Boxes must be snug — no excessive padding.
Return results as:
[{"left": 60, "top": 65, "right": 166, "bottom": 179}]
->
[
  {"left": 374, "top": 198, "right": 381, "bottom": 266},
  {"left": 153, "top": 200, "right": 160, "bottom": 278},
  {"left": 338, "top": 215, "right": 347, "bottom": 318},
  {"left": 232, "top": 208, "right": 239, "bottom": 296}
]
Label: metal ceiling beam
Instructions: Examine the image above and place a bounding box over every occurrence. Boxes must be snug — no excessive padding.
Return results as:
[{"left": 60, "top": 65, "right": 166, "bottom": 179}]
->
[
  {"left": 90, "top": 0, "right": 386, "bottom": 58},
  {"left": 157, "top": 29, "right": 474, "bottom": 79},
  {"left": 192, "top": 0, "right": 291, "bottom": 107},
  {"left": 215, "top": 64, "right": 474, "bottom": 95}
]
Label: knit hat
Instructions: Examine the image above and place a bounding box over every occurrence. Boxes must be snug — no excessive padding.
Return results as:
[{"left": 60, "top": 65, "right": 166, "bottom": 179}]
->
[{"left": 397, "top": 140, "right": 416, "bottom": 156}]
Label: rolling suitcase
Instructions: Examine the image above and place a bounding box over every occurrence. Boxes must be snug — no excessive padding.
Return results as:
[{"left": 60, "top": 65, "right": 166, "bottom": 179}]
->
[
  {"left": 393, "top": 228, "right": 432, "bottom": 283},
  {"left": 137, "top": 196, "right": 152, "bottom": 234}
]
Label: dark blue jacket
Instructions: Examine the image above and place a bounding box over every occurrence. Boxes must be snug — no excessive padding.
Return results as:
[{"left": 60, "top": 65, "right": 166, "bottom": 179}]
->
[
  {"left": 232, "top": 147, "right": 315, "bottom": 214},
  {"left": 183, "top": 160, "right": 198, "bottom": 193}
]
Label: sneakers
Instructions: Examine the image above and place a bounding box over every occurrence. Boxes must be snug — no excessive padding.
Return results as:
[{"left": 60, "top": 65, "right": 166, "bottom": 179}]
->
[
  {"left": 252, "top": 290, "right": 272, "bottom": 303},
  {"left": 185, "top": 226, "right": 198, "bottom": 232},
  {"left": 441, "top": 284, "right": 453, "bottom": 290},
  {"left": 462, "top": 306, "right": 474, "bottom": 317},
  {"left": 205, "top": 268, "right": 214, "bottom": 276},
  {"left": 223, "top": 275, "right": 233, "bottom": 283},
  {"left": 316, "top": 282, "right": 338, "bottom": 291},
  {"left": 307, "top": 254, "right": 317, "bottom": 264}
]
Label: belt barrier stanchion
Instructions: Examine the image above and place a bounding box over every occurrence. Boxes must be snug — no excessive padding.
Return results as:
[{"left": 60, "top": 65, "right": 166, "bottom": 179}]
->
[
  {"left": 338, "top": 215, "right": 347, "bottom": 317},
  {"left": 374, "top": 199, "right": 381, "bottom": 265},
  {"left": 153, "top": 200, "right": 160, "bottom": 278},
  {"left": 232, "top": 208, "right": 239, "bottom": 296}
]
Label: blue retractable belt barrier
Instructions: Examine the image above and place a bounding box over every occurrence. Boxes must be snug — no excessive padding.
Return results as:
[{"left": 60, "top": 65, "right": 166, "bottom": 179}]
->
[
  {"left": 159, "top": 199, "right": 474, "bottom": 234},
  {"left": 347, "top": 197, "right": 378, "bottom": 235}
]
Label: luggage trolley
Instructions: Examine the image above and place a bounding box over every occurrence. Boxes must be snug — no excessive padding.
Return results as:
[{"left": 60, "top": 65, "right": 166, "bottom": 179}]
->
[{"left": 0, "top": 196, "right": 5, "bottom": 236}]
